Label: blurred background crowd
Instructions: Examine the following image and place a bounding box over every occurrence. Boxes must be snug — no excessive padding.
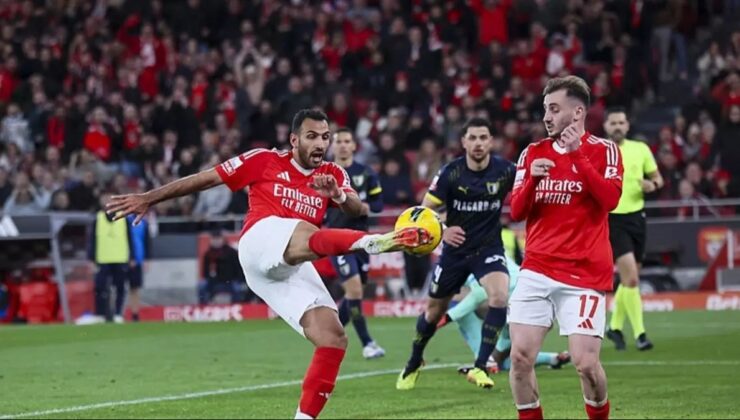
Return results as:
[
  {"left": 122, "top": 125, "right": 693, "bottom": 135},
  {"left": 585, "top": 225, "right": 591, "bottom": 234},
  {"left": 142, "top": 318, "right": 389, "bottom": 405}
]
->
[{"left": 0, "top": 0, "right": 739, "bottom": 223}]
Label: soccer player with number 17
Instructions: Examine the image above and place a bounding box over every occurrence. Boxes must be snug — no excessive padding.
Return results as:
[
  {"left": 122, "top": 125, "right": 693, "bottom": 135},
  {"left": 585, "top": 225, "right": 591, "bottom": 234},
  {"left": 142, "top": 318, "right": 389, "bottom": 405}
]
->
[{"left": 508, "top": 76, "right": 624, "bottom": 420}]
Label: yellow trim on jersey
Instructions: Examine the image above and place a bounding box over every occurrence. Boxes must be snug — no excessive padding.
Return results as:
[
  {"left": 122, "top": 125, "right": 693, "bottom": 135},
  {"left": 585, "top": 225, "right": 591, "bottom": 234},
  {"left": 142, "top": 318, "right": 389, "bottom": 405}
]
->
[
  {"left": 424, "top": 192, "right": 443, "bottom": 205},
  {"left": 369, "top": 186, "right": 383, "bottom": 195}
]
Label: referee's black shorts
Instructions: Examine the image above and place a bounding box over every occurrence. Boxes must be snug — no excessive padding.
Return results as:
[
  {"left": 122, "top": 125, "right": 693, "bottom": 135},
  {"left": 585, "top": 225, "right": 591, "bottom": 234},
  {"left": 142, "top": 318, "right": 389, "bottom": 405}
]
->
[{"left": 608, "top": 211, "right": 647, "bottom": 262}]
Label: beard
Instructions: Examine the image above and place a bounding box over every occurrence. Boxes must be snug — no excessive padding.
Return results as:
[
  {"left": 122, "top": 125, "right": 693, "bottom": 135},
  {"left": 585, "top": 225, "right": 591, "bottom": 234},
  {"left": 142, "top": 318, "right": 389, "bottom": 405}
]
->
[
  {"left": 298, "top": 147, "right": 324, "bottom": 168},
  {"left": 545, "top": 121, "right": 569, "bottom": 138},
  {"left": 546, "top": 125, "right": 566, "bottom": 138},
  {"left": 609, "top": 130, "right": 625, "bottom": 142},
  {"left": 545, "top": 112, "right": 576, "bottom": 138}
]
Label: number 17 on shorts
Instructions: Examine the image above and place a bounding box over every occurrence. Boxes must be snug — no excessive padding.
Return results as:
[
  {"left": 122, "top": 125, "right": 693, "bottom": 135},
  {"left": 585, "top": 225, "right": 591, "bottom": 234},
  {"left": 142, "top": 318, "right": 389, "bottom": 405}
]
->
[
  {"left": 577, "top": 294, "right": 601, "bottom": 330},
  {"left": 568, "top": 291, "right": 606, "bottom": 337}
]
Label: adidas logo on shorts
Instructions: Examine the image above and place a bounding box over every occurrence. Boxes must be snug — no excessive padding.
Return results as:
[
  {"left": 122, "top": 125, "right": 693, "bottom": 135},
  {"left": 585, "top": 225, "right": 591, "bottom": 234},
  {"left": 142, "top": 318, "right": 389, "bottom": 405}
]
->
[{"left": 577, "top": 319, "right": 594, "bottom": 329}]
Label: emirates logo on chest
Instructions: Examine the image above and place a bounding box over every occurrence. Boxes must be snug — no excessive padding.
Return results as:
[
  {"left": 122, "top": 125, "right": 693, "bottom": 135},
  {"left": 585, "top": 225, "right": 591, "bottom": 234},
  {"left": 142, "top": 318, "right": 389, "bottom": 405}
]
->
[{"left": 534, "top": 178, "right": 584, "bottom": 205}]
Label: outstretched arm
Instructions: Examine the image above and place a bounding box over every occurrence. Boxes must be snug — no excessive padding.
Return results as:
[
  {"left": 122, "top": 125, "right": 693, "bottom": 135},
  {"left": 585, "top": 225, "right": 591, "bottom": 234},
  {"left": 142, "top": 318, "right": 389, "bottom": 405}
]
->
[{"left": 107, "top": 168, "right": 223, "bottom": 224}]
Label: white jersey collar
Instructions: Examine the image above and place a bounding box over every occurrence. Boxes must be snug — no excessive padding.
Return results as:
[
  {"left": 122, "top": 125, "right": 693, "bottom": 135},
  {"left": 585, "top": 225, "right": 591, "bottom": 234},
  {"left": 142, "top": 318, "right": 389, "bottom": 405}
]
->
[
  {"left": 551, "top": 140, "right": 567, "bottom": 155},
  {"left": 290, "top": 157, "right": 316, "bottom": 176}
]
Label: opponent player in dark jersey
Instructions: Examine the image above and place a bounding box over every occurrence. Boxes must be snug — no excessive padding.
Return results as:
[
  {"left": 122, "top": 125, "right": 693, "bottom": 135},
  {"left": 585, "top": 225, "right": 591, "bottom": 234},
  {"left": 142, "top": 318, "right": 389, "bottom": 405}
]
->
[
  {"left": 397, "top": 117, "right": 515, "bottom": 390},
  {"left": 325, "top": 128, "right": 386, "bottom": 359}
]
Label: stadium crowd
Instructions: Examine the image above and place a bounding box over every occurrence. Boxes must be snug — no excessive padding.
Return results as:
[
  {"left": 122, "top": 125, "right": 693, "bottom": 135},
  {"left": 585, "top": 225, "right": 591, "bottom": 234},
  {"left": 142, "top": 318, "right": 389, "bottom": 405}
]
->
[{"left": 0, "top": 0, "right": 738, "bottom": 222}]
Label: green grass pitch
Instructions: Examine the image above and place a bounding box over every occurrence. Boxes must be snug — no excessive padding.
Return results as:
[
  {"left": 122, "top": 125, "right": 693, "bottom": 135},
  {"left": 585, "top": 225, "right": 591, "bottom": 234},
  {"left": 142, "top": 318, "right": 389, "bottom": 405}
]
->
[{"left": 1, "top": 310, "right": 739, "bottom": 419}]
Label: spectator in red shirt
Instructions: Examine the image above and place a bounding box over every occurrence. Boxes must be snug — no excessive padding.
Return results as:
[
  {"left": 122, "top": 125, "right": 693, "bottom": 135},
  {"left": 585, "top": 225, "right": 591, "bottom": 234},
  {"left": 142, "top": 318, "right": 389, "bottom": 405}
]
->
[
  {"left": 83, "top": 107, "right": 115, "bottom": 162},
  {"left": 511, "top": 40, "right": 545, "bottom": 90},
  {"left": 46, "top": 104, "right": 65, "bottom": 149},
  {"left": 344, "top": 15, "right": 375, "bottom": 54},
  {"left": 711, "top": 71, "right": 740, "bottom": 116},
  {"left": 452, "top": 69, "right": 483, "bottom": 106},
  {"left": 327, "top": 92, "right": 356, "bottom": 130},
  {"left": 0, "top": 58, "right": 18, "bottom": 105},
  {"left": 470, "top": 0, "right": 512, "bottom": 45},
  {"left": 652, "top": 125, "right": 684, "bottom": 164},
  {"left": 117, "top": 16, "right": 166, "bottom": 99},
  {"left": 216, "top": 73, "right": 238, "bottom": 128},
  {"left": 190, "top": 71, "right": 209, "bottom": 120}
]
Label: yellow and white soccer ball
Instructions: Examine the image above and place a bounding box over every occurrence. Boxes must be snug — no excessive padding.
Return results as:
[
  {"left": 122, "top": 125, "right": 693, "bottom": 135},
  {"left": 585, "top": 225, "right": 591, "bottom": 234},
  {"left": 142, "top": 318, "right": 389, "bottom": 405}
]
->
[{"left": 394, "top": 206, "right": 444, "bottom": 255}]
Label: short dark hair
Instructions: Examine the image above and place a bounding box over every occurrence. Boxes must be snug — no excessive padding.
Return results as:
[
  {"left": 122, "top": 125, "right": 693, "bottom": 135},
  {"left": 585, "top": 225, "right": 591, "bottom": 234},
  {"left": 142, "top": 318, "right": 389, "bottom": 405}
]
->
[
  {"left": 291, "top": 109, "right": 329, "bottom": 134},
  {"left": 605, "top": 106, "right": 629, "bottom": 119},
  {"left": 334, "top": 127, "right": 354, "bottom": 139},
  {"left": 542, "top": 76, "right": 591, "bottom": 107},
  {"left": 462, "top": 117, "right": 493, "bottom": 137}
]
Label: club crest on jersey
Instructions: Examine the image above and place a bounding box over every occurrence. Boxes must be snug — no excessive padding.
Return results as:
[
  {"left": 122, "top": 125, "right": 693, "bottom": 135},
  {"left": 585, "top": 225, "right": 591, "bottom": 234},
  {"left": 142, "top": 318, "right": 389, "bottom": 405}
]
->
[
  {"left": 486, "top": 182, "right": 500, "bottom": 195},
  {"left": 352, "top": 175, "right": 365, "bottom": 186}
]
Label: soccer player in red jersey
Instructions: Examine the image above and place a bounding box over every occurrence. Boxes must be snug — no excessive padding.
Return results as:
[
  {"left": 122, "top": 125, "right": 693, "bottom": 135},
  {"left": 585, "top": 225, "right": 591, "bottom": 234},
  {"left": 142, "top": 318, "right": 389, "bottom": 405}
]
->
[
  {"left": 508, "top": 76, "right": 623, "bottom": 420},
  {"left": 106, "top": 109, "right": 430, "bottom": 419}
]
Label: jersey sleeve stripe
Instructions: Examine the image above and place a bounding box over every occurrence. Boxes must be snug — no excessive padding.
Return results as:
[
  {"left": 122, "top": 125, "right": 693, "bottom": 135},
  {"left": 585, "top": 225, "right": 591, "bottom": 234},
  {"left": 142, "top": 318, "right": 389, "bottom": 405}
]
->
[
  {"left": 588, "top": 136, "right": 618, "bottom": 166},
  {"left": 241, "top": 148, "right": 272, "bottom": 162},
  {"left": 424, "top": 192, "right": 444, "bottom": 205},
  {"left": 607, "top": 141, "right": 618, "bottom": 166},
  {"left": 517, "top": 145, "right": 530, "bottom": 167}
]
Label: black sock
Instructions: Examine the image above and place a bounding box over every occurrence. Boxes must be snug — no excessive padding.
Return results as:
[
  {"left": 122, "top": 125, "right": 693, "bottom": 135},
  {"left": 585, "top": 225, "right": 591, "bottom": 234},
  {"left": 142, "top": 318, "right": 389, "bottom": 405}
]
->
[
  {"left": 347, "top": 299, "right": 372, "bottom": 346},
  {"left": 474, "top": 306, "right": 507, "bottom": 370},
  {"left": 338, "top": 299, "right": 350, "bottom": 326},
  {"left": 406, "top": 314, "right": 437, "bottom": 374},
  {"left": 132, "top": 313, "right": 140, "bottom": 322}
]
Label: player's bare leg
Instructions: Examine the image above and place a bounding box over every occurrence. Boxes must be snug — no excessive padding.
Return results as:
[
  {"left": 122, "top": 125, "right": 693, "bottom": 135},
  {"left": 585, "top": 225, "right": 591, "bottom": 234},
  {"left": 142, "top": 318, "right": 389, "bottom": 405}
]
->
[
  {"left": 509, "top": 323, "right": 548, "bottom": 419},
  {"left": 302, "top": 306, "right": 348, "bottom": 349},
  {"left": 469, "top": 271, "right": 509, "bottom": 387},
  {"left": 295, "top": 306, "right": 348, "bottom": 419},
  {"left": 129, "top": 288, "right": 141, "bottom": 322},
  {"left": 569, "top": 334, "right": 610, "bottom": 419},
  {"left": 283, "top": 222, "right": 322, "bottom": 264},
  {"left": 284, "top": 221, "right": 431, "bottom": 265},
  {"left": 396, "top": 296, "right": 452, "bottom": 390},
  {"left": 609, "top": 252, "right": 651, "bottom": 351},
  {"left": 340, "top": 275, "right": 384, "bottom": 359}
]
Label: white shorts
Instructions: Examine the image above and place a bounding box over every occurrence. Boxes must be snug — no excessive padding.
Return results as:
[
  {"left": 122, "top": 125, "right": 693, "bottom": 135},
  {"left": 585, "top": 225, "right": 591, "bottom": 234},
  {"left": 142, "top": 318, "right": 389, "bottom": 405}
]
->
[
  {"left": 238, "top": 216, "right": 337, "bottom": 336},
  {"left": 509, "top": 269, "right": 606, "bottom": 337}
]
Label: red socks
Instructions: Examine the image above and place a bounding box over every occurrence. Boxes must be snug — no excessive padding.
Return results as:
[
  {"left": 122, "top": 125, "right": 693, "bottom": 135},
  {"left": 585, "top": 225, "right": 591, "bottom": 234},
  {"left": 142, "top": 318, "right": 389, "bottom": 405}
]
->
[
  {"left": 298, "top": 347, "right": 346, "bottom": 418},
  {"left": 518, "top": 406, "right": 543, "bottom": 420},
  {"left": 516, "top": 399, "right": 608, "bottom": 419},
  {"left": 308, "top": 229, "right": 366, "bottom": 257},
  {"left": 585, "top": 400, "right": 610, "bottom": 420}
]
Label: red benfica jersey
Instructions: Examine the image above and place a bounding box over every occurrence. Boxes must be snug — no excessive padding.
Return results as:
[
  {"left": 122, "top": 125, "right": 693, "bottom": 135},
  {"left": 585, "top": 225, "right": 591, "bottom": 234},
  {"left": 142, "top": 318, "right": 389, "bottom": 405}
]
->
[
  {"left": 215, "top": 149, "right": 356, "bottom": 237},
  {"left": 510, "top": 133, "right": 624, "bottom": 291}
]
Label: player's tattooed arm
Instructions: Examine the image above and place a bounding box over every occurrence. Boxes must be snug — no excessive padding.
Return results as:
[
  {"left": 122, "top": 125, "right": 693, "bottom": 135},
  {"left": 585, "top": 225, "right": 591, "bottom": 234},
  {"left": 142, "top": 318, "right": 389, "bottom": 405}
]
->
[{"left": 107, "top": 168, "right": 223, "bottom": 224}]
